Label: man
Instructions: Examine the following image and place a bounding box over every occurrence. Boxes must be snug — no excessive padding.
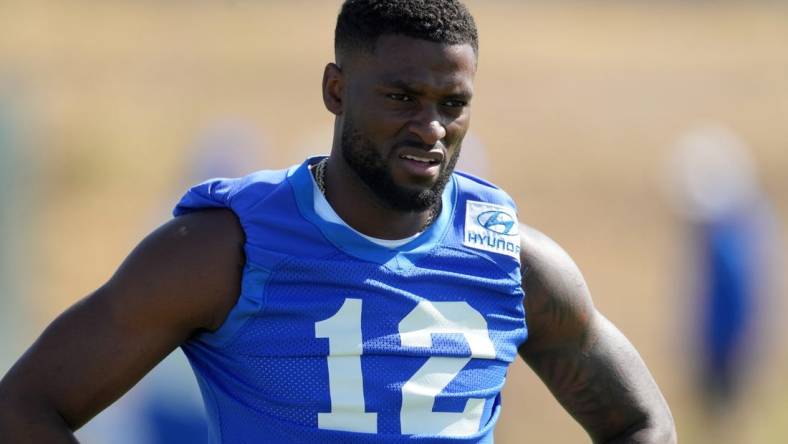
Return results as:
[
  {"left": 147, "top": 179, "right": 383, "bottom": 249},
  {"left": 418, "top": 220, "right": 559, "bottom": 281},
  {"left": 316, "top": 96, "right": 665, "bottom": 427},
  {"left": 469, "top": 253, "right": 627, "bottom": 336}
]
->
[{"left": 0, "top": 1, "right": 675, "bottom": 442}]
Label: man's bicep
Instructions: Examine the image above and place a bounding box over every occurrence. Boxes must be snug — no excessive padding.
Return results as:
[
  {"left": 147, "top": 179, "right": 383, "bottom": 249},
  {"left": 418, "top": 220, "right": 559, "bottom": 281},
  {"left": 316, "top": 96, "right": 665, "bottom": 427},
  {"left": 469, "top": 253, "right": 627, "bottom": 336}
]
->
[
  {"left": 0, "top": 209, "right": 244, "bottom": 430},
  {"left": 521, "top": 312, "right": 669, "bottom": 442},
  {"left": 518, "top": 225, "right": 595, "bottom": 352},
  {"left": 517, "top": 225, "right": 674, "bottom": 442}
]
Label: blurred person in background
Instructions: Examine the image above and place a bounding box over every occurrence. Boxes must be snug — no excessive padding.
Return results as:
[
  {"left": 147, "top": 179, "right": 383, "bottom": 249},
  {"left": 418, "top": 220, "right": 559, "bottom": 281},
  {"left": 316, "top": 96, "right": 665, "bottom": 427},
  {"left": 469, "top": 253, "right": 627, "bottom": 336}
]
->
[
  {"left": 666, "top": 125, "right": 779, "bottom": 443},
  {"left": 0, "top": 1, "right": 675, "bottom": 442}
]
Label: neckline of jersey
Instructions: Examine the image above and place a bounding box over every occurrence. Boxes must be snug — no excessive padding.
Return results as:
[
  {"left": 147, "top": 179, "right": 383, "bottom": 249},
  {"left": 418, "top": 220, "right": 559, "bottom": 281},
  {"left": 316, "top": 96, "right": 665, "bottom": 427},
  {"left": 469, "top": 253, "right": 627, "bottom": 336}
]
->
[
  {"left": 310, "top": 171, "right": 421, "bottom": 249},
  {"left": 287, "top": 156, "right": 456, "bottom": 267}
]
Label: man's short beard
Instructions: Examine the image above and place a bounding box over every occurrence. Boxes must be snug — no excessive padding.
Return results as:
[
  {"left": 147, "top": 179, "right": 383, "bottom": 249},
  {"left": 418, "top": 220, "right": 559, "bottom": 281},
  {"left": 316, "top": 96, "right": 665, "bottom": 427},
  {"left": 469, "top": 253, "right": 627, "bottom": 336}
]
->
[{"left": 340, "top": 119, "right": 459, "bottom": 213}]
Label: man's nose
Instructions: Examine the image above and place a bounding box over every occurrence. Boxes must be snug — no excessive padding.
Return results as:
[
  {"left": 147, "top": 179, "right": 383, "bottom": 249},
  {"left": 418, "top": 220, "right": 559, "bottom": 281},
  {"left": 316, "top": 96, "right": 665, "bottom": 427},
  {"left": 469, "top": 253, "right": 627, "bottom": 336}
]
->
[{"left": 409, "top": 106, "right": 446, "bottom": 146}]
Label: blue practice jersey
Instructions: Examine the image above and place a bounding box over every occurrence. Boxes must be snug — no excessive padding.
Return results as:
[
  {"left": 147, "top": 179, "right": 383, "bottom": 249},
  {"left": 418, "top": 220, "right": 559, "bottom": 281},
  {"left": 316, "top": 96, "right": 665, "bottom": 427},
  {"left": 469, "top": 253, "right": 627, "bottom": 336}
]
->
[{"left": 173, "top": 157, "right": 528, "bottom": 443}]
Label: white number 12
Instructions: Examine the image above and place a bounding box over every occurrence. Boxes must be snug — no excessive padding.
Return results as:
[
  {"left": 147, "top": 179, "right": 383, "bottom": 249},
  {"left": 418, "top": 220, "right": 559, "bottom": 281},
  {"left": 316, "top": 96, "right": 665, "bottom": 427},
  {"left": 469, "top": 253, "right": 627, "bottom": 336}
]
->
[{"left": 315, "top": 298, "right": 496, "bottom": 437}]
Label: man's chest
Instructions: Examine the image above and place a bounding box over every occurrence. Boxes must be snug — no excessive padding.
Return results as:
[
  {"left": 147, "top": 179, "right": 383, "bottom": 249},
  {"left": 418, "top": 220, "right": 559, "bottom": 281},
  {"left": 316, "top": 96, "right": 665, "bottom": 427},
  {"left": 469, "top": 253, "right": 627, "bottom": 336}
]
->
[{"left": 212, "top": 253, "right": 526, "bottom": 436}]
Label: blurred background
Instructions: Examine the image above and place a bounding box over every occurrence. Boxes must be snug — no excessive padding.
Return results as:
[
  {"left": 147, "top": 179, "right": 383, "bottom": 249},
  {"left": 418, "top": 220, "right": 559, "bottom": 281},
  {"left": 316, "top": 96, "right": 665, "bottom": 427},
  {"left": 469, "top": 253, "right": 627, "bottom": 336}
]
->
[{"left": 1, "top": 1, "right": 786, "bottom": 442}]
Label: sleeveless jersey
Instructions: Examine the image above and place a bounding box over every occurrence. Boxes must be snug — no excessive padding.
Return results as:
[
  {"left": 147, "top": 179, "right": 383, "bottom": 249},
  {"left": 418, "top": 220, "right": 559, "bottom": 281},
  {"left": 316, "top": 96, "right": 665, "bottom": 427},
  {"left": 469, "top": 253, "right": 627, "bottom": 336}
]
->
[{"left": 173, "top": 157, "right": 528, "bottom": 443}]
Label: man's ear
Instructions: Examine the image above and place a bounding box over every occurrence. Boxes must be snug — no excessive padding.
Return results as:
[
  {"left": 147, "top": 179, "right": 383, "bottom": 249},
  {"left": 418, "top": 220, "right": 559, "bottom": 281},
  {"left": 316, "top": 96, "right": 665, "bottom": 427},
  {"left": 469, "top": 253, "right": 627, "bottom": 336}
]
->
[{"left": 322, "top": 63, "right": 344, "bottom": 116}]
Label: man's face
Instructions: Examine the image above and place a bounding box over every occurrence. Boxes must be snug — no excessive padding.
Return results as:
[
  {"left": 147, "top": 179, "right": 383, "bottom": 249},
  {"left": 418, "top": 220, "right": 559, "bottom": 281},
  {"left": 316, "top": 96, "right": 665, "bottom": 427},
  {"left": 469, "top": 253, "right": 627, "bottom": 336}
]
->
[{"left": 339, "top": 34, "right": 476, "bottom": 212}]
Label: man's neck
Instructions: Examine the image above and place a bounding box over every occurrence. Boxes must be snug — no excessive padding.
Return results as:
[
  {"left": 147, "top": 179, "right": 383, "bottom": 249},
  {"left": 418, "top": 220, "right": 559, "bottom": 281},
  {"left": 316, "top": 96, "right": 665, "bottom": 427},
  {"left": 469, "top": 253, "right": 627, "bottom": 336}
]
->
[{"left": 316, "top": 156, "right": 436, "bottom": 240}]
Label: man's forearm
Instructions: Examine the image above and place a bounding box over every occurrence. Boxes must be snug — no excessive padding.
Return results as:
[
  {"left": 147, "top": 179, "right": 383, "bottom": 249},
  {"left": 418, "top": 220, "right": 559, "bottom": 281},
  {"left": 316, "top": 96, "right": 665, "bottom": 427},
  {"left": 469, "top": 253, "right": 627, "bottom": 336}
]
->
[
  {"left": 0, "top": 392, "right": 79, "bottom": 444},
  {"left": 601, "top": 417, "right": 677, "bottom": 444}
]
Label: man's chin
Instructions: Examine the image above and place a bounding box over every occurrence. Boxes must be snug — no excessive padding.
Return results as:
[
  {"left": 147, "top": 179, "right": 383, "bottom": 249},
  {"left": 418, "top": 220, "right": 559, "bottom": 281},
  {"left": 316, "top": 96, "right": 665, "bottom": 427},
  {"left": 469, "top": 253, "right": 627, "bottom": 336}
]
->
[
  {"left": 377, "top": 181, "right": 444, "bottom": 213},
  {"left": 391, "top": 167, "right": 445, "bottom": 190}
]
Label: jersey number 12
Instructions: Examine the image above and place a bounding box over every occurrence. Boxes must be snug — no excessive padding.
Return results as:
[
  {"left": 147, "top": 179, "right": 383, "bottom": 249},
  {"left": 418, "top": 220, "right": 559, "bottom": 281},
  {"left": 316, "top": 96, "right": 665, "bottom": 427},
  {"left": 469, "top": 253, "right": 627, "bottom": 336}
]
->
[{"left": 315, "top": 298, "right": 496, "bottom": 437}]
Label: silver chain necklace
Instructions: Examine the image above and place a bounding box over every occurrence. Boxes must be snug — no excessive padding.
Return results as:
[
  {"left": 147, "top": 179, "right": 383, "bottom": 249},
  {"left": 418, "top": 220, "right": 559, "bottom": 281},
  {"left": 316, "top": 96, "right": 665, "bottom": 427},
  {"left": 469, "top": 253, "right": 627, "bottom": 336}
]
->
[
  {"left": 312, "top": 158, "right": 439, "bottom": 230},
  {"left": 314, "top": 157, "right": 328, "bottom": 194}
]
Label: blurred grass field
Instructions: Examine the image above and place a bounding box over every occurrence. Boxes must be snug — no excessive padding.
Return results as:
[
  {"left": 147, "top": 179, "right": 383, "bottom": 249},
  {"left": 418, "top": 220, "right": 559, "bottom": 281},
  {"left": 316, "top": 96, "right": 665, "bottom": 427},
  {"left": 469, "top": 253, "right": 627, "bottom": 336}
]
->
[{"left": 1, "top": 1, "right": 786, "bottom": 442}]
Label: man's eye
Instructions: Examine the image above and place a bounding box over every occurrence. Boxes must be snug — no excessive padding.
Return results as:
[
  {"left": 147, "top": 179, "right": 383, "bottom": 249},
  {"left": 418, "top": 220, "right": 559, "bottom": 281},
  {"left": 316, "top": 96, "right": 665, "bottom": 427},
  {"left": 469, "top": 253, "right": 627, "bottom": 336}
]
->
[
  {"left": 442, "top": 99, "right": 467, "bottom": 108},
  {"left": 386, "top": 93, "right": 412, "bottom": 102}
]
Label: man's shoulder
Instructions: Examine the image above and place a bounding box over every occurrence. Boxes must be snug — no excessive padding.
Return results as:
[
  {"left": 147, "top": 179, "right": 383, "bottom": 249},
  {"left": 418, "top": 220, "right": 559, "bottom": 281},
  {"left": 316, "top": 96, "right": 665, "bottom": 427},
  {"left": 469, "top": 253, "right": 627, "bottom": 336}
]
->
[
  {"left": 518, "top": 224, "right": 586, "bottom": 286},
  {"left": 519, "top": 224, "right": 562, "bottom": 264},
  {"left": 453, "top": 170, "right": 517, "bottom": 210},
  {"left": 175, "top": 163, "right": 300, "bottom": 217},
  {"left": 212, "top": 166, "right": 294, "bottom": 202},
  {"left": 453, "top": 169, "right": 508, "bottom": 194}
]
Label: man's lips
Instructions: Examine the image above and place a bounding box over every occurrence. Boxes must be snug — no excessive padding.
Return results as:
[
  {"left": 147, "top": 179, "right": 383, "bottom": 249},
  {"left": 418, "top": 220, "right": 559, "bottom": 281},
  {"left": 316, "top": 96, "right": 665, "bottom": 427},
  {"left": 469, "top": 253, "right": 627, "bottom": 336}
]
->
[
  {"left": 393, "top": 146, "right": 444, "bottom": 179},
  {"left": 399, "top": 152, "right": 440, "bottom": 165},
  {"left": 395, "top": 145, "right": 445, "bottom": 166}
]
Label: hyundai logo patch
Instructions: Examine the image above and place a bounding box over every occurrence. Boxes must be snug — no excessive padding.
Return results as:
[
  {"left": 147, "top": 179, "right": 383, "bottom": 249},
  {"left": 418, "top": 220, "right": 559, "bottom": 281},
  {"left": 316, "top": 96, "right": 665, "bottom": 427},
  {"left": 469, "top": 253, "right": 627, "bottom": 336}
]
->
[
  {"left": 463, "top": 201, "right": 521, "bottom": 261},
  {"left": 476, "top": 210, "right": 518, "bottom": 236}
]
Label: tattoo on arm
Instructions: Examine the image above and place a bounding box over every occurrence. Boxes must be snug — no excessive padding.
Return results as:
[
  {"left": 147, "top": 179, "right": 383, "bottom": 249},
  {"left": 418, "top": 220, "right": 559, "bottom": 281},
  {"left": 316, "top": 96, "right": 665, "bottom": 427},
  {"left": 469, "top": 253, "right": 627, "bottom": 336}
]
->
[
  {"left": 518, "top": 226, "right": 675, "bottom": 443},
  {"left": 523, "top": 318, "right": 650, "bottom": 442}
]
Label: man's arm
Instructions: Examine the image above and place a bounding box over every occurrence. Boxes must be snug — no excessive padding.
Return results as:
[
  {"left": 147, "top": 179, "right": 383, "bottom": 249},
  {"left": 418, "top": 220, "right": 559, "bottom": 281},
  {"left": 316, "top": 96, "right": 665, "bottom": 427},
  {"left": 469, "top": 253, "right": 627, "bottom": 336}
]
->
[
  {"left": 0, "top": 209, "right": 244, "bottom": 443},
  {"left": 517, "top": 225, "right": 676, "bottom": 443}
]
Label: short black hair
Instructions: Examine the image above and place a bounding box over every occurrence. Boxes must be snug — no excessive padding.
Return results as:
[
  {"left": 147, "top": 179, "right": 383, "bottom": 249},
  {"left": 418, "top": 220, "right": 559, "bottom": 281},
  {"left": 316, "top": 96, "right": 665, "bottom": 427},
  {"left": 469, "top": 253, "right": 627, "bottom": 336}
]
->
[{"left": 335, "top": 0, "right": 478, "bottom": 64}]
